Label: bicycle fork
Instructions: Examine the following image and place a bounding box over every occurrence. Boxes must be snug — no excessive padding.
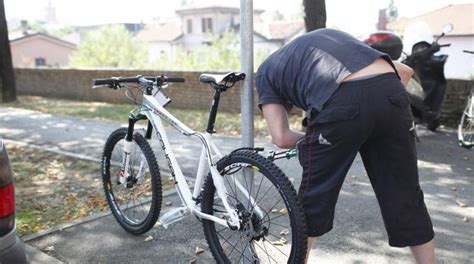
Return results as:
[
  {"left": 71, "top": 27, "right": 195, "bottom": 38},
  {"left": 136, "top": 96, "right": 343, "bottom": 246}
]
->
[{"left": 118, "top": 115, "right": 152, "bottom": 187}]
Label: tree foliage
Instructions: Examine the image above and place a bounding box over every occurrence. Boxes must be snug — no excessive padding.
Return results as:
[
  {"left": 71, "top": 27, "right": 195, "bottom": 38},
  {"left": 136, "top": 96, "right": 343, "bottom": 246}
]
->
[
  {"left": 0, "top": 0, "right": 16, "bottom": 102},
  {"left": 70, "top": 25, "right": 147, "bottom": 68},
  {"left": 303, "top": 0, "right": 326, "bottom": 32},
  {"left": 386, "top": 0, "right": 399, "bottom": 22}
]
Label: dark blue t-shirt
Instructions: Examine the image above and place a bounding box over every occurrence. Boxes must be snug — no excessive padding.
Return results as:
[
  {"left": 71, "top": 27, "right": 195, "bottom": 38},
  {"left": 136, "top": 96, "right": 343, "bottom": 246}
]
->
[{"left": 256, "top": 28, "right": 394, "bottom": 115}]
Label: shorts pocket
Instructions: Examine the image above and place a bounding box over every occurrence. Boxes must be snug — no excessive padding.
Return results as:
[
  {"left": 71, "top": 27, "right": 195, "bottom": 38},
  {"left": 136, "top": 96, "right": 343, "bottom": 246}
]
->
[
  {"left": 388, "top": 90, "right": 415, "bottom": 134},
  {"left": 315, "top": 104, "right": 360, "bottom": 124},
  {"left": 389, "top": 90, "right": 410, "bottom": 108}
]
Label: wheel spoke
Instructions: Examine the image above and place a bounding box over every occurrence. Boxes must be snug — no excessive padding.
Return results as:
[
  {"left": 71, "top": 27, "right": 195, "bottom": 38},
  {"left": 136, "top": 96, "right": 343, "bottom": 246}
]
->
[{"left": 201, "top": 152, "right": 305, "bottom": 263}]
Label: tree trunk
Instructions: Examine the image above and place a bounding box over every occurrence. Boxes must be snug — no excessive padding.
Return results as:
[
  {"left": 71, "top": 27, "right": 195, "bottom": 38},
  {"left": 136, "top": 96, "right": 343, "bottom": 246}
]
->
[
  {"left": 303, "top": 0, "right": 326, "bottom": 32},
  {"left": 0, "top": 0, "right": 16, "bottom": 103}
]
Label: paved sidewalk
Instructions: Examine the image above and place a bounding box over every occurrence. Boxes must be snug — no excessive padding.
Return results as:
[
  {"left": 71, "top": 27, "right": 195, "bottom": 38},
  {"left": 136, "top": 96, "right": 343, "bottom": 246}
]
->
[{"left": 1, "top": 107, "right": 473, "bottom": 263}]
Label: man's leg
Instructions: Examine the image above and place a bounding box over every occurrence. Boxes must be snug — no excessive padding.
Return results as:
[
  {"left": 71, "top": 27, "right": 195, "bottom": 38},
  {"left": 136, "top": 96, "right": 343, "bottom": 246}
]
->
[
  {"left": 410, "top": 240, "right": 435, "bottom": 264},
  {"left": 359, "top": 82, "right": 435, "bottom": 260},
  {"left": 305, "top": 237, "right": 316, "bottom": 263}
]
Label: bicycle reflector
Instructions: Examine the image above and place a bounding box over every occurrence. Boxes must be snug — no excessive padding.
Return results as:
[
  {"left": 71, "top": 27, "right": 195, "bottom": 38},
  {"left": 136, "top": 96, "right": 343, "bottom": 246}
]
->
[{"left": 0, "top": 184, "right": 15, "bottom": 218}]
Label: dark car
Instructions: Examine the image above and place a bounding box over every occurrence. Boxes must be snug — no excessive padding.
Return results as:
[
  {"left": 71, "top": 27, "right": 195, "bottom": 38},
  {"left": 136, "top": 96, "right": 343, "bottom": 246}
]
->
[{"left": 0, "top": 138, "right": 27, "bottom": 263}]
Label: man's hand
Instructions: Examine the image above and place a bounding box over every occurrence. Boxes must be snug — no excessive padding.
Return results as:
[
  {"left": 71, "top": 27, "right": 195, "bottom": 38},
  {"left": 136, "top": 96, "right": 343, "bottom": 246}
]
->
[
  {"left": 262, "top": 104, "right": 304, "bottom": 149},
  {"left": 393, "top": 61, "right": 414, "bottom": 87}
]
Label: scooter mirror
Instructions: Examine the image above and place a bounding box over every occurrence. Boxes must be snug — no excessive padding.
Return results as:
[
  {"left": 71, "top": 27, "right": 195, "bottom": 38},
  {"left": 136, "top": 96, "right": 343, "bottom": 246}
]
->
[{"left": 442, "top": 23, "right": 453, "bottom": 34}]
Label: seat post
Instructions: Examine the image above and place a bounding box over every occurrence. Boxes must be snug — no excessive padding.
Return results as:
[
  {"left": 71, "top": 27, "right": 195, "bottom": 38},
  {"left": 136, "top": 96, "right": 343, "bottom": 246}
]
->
[{"left": 206, "top": 89, "right": 221, "bottom": 134}]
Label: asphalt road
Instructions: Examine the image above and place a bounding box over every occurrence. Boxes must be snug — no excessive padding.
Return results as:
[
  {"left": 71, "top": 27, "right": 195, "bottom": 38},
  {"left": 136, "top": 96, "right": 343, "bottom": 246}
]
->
[{"left": 1, "top": 107, "right": 473, "bottom": 263}]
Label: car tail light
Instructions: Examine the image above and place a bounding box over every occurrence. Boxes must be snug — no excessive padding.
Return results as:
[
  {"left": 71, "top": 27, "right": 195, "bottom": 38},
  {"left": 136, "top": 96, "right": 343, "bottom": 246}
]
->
[
  {"left": 0, "top": 183, "right": 15, "bottom": 218},
  {"left": 364, "top": 33, "right": 392, "bottom": 45}
]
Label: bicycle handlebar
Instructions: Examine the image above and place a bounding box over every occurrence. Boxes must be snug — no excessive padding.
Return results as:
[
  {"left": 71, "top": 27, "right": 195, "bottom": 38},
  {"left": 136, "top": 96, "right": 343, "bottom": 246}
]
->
[
  {"left": 92, "top": 75, "right": 185, "bottom": 88},
  {"left": 464, "top": 50, "right": 474, "bottom": 54}
]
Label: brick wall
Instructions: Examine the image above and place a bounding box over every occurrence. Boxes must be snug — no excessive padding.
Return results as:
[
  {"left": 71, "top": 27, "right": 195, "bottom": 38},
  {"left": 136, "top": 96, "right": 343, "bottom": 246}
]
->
[
  {"left": 13, "top": 68, "right": 257, "bottom": 113},
  {"left": 12, "top": 68, "right": 473, "bottom": 126}
]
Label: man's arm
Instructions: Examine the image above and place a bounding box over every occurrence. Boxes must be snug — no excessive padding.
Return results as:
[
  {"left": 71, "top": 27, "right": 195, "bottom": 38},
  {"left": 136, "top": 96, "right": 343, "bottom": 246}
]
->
[
  {"left": 262, "top": 103, "right": 305, "bottom": 149},
  {"left": 393, "top": 61, "right": 414, "bottom": 87}
]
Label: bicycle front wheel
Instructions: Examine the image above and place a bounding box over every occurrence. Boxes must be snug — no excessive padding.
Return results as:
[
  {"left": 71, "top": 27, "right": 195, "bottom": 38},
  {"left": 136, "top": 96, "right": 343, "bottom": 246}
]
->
[
  {"left": 102, "top": 128, "right": 162, "bottom": 235},
  {"left": 201, "top": 150, "right": 307, "bottom": 263},
  {"left": 458, "top": 95, "right": 473, "bottom": 149}
]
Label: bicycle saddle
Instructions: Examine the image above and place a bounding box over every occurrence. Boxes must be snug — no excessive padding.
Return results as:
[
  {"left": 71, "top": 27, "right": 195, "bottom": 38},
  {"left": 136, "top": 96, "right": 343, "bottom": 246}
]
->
[{"left": 199, "top": 72, "right": 246, "bottom": 85}]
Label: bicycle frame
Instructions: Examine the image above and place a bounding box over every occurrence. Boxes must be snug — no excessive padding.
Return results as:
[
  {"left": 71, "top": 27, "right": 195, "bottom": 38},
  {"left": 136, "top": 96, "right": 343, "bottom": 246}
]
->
[{"left": 134, "top": 90, "right": 257, "bottom": 229}]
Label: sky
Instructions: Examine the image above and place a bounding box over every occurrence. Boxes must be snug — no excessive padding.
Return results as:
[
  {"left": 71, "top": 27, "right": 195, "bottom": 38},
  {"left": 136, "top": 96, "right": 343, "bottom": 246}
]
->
[{"left": 3, "top": 0, "right": 471, "bottom": 36}]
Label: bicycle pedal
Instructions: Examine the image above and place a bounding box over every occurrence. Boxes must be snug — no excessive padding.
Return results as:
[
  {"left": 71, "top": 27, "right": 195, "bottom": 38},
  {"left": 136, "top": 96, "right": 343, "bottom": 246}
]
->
[{"left": 159, "top": 206, "right": 190, "bottom": 229}]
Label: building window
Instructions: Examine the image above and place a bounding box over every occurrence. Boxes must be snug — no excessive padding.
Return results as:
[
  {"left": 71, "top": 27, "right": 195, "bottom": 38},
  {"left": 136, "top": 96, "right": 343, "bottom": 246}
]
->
[
  {"left": 187, "top": 19, "right": 193, "bottom": 34},
  {"left": 202, "top": 18, "right": 213, "bottom": 33},
  {"left": 35, "top": 57, "right": 46, "bottom": 67}
]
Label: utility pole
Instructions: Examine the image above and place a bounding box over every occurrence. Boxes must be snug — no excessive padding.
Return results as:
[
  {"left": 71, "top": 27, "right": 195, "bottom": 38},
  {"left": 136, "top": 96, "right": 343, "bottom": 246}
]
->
[{"left": 240, "top": 0, "right": 254, "bottom": 148}]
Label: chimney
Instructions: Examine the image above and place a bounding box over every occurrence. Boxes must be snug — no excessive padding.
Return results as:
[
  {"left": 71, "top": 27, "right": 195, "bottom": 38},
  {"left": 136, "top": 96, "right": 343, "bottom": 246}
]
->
[{"left": 20, "top": 20, "right": 29, "bottom": 35}]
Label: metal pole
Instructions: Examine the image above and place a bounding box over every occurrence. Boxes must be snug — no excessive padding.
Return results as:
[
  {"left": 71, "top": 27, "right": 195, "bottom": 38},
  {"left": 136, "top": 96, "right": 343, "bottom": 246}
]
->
[
  {"left": 240, "top": 1, "right": 256, "bottom": 263},
  {"left": 240, "top": 2, "right": 256, "bottom": 263},
  {"left": 240, "top": 0, "right": 254, "bottom": 148}
]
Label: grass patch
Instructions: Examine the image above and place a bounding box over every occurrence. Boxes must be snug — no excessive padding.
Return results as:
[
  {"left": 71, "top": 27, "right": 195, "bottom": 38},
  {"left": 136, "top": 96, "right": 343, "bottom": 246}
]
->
[
  {"left": 6, "top": 96, "right": 305, "bottom": 139},
  {"left": 6, "top": 142, "right": 175, "bottom": 236}
]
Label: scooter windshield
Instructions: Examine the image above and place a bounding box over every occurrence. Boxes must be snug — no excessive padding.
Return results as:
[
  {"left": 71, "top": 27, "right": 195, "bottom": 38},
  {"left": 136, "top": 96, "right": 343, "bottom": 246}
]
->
[{"left": 403, "top": 21, "right": 434, "bottom": 55}]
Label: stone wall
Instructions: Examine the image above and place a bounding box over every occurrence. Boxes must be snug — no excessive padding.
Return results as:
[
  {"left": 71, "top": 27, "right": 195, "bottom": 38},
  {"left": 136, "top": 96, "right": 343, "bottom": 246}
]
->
[
  {"left": 440, "top": 79, "right": 473, "bottom": 127},
  {"left": 12, "top": 68, "right": 473, "bottom": 127}
]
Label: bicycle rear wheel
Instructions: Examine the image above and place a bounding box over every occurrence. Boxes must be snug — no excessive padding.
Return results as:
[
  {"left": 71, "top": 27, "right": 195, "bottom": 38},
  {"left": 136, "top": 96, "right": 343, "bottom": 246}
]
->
[
  {"left": 102, "top": 128, "right": 162, "bottom": 234},
  {"left": 201, "top": 150, "right": 307, "bottom": 263},
  {"left": 458, "top": 95, "right": 473, "bottom": 149}
]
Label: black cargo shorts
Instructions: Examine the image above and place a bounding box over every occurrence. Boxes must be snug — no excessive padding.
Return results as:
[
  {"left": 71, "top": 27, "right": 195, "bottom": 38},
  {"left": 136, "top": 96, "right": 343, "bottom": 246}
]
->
[{"left": 297, "top": 72, "right": 434, "bottom": 247}]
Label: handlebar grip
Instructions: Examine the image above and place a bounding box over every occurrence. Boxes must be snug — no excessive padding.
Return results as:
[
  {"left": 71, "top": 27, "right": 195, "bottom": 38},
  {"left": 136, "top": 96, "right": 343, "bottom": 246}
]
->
[
  {"left": 463, "top": 50, "right": 474, "bottom": 54},
  {"left": 92, "top": 78, "right": 115, "bottom": 86},
  {"left": 440, "top": 44, "right": 451, "bottom": 47},
  {"left": 166, "top": 77, "right": 186, "bottom": 83}
]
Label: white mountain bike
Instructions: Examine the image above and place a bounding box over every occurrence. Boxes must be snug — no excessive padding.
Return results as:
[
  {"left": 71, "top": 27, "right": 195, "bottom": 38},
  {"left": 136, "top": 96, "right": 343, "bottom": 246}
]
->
[
  {"left": 458, "top": 50, "right": 473, "bottom": 149},
  {"left": 92, "top": 72, "right": 307, "bottom": 263}
]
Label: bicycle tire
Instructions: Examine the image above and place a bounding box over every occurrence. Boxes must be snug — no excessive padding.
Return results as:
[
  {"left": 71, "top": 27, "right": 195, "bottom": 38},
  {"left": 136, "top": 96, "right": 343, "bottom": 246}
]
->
[
  {"left": 201, "top": 150, "right": 307, "bottom": 263},
  {"left": 458, "top": 95, "right": 473, "bottom": 149},
  {"left": 102, "top": 128, "right": 162, "bottom": 235}
]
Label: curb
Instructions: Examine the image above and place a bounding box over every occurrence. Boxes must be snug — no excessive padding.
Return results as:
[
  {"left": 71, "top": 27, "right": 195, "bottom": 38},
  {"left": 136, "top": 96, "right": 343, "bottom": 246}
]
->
[
  {"left": 3, "top": 138, "right": 103, "bottom": 163},
  {"left": 24, "top": 244, "right": 63, "bottom": 264},
  {"left": 22, "top": 188, "right": 178, "bottom": 243}
]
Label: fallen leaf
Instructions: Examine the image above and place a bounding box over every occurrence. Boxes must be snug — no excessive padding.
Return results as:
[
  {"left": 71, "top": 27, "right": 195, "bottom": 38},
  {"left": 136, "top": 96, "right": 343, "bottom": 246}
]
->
[
  {"left": 195, "top": 247, "right": 205, "bottom": 255},
  {"left": 189, "top": 259, "right": 197, "bottom": 264},
  {"left": 271, "top": 237, "right": 287, "bottom": 246},
  {"left": 44, "top": 245, "right": 55, "bottom": 252},
  {"left": 288, "top": 177, "right": 295, "bottom": 183},
  {"left": 463, "top": 157, "right": 469, "bottom": 161},
  {"left": 466, "top": 168, "right": 472, "bottom": 171},
  {"left": 463, "top": 216, "right": 469, "bottom": 223},
  {"left": 279, "top": 208, "right": 288, "bottom": 214},
  {"left": 450, "top": 186, "right": 457, "bottom": 192},
  {"left": 279, "top": 229, "right": 290, "bottom": 236},
  {"left": 456, "top": 200, "right": 467, "bottom": 208},
  {"left": 271, "top": 209, "right": 279, "bottom": 213},
  {"left": 144, "top": 236, "right": 153, "bottom": 242},
  {"left": 165, "top": 201, "right": 172, "bottom": 206},
  {"left": 351, "top": 175, "right": 356, "bottom": 179}
]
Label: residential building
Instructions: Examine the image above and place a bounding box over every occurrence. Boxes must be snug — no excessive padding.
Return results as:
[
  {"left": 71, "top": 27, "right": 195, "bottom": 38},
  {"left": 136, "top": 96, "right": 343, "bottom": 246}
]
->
[
  {"left": 9, "top": 32, "right": 76, "bottom": 68},
  {"left": 135, "top": 21, "right": 182, "bottom": 63},
  {"left": 137, "top": 4, "right": 305, "bottom": 63},
  {"left": 388, "top": 4, "right": 474, "bottom": 80}
]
